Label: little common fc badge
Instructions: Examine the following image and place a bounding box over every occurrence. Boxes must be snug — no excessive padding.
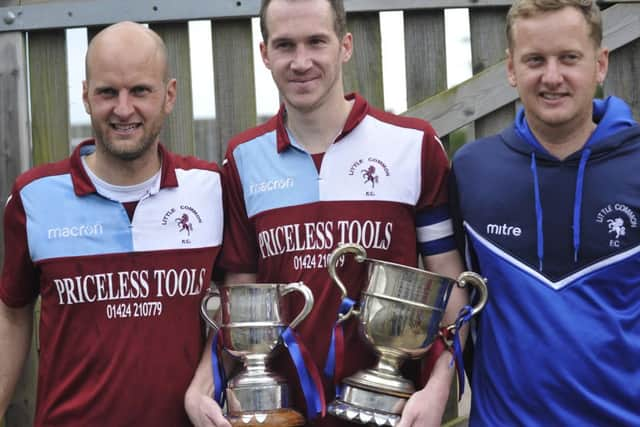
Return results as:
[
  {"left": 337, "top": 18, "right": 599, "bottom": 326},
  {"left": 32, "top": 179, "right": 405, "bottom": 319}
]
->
[{"left": 595, "top": 203, "right": 638, "bottom": 248}]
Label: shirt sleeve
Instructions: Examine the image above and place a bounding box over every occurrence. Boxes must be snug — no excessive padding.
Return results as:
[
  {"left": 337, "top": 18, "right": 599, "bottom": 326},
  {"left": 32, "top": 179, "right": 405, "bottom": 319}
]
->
[
  {"left": 0, "top": 186, "right": 40, "bottom": 307},
  {"left": 217, "top": 147, "right": 259, "bottom": 274},
  {"left": 415, "top": 130, "right": 456, "bottom": 256}
]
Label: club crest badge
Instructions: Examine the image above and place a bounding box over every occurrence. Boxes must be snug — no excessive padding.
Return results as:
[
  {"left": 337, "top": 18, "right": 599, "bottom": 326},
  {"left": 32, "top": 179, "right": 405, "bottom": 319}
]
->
[
  {"left": 595, "top": 203, "right": 638, "bottom": 248},
  {"left": 348, "top": 157, "right": 391, "bottom": 196},
  {"left": 161, "top": 205, "right": 204, "bottom": 244}
]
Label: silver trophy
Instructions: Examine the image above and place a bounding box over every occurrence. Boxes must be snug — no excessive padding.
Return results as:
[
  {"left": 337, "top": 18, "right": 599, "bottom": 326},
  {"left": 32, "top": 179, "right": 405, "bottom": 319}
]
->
[
  {"left": 200, "top": 282, "right": 314, "bottom": 426},
  {"left": 326, "top": 243, "right": 488, "bottom": 426}
]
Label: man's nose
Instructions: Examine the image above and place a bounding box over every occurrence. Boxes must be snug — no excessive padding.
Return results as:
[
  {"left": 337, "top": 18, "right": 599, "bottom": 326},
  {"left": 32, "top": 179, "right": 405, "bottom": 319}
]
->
[
  {"left": 541, "top": 59, "right": 563, "bottom": 86},
  {"left": 114, "top": 90, "right": 134, "bottom": 117},
  {"left": 291, "top": 46, "right": 312, "bottom": 71}
]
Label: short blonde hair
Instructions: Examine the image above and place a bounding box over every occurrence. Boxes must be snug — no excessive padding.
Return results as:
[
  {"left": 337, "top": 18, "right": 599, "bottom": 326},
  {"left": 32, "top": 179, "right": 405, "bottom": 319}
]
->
[{"left": 506, "top": 0, "right": 603, "bottom": 48}]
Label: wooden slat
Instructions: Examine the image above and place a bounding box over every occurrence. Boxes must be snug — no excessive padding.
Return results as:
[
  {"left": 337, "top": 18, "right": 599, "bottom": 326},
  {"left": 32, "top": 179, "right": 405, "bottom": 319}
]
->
[
  {"left": 0, "top": 0, "right": 519, "bottom": 33},
  {"left": 606, "top": 39, "right": 640, "bottom": 120},
  {"left": 469, "top": 7, "right": 513, "bottom": 140},
  {"left": 404, "top": 62, "right": 516, "bottom": 138},
  {"left": 404, "top": 9, "right": 447, "bottom": 108},
  {"left": 150, "top": 22, "right": 196, "bottom": 156},
  {"left": 343, "top": 12, "right": 384, "bottom": 110},
  {"left": 2, "top": 0, "right": 639, "bottom": 32},
  {"left": 602, "top": 4, "right": 640, "bottom": 119},
  {"left": 211, "top": 18, "right": 256, "bottom": 164},
  {"left": 0, "top": 32, "right": 29, "bottom": 209},
  {"left": 28, "top": 29, "right": 70, "bottom": 164},
  {"left": 193, "top": 118, "right": 218, "bottom": 161},
  {"left": 3, "top": 2, "right": 37, "bottom": 425},
  {"left": 0, "top": 3, "right": 33, "bottom": 425}
]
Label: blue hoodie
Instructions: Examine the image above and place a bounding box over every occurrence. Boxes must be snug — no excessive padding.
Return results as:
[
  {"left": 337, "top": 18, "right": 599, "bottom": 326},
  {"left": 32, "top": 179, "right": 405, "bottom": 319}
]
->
[{"left": 451, "top": 96, "right": 640, "bottom": 426}]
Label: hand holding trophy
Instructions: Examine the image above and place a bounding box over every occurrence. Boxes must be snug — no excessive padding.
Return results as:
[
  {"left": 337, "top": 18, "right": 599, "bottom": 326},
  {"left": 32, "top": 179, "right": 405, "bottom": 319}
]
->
[
  {"left": 200, "top": 282, "right": 323, "bottom": 426},
  {"left": 325, "top": 243, "right": 488, "bottom": 426}
]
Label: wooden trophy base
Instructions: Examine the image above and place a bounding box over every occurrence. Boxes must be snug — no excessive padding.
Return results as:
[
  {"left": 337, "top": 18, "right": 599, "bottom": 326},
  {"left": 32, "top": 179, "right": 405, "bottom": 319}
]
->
[{"left": 228, "top": 408, "right": 306, "bottom": 426}]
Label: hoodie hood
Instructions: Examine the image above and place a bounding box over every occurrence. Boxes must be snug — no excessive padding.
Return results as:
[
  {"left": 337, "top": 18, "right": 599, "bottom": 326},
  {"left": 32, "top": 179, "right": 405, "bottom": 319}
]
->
[
  {"left": 508, "top": 96, "right": 637, "bottom": 160},
  {"left": 505, "top": 96, "right": 637, "bottom": 272}
]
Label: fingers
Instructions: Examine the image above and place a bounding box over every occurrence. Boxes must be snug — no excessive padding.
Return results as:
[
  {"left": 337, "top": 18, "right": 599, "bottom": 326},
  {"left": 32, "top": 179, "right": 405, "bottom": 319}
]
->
[{"left": 187, "top": 393, "right": 231, "bottom": 427}]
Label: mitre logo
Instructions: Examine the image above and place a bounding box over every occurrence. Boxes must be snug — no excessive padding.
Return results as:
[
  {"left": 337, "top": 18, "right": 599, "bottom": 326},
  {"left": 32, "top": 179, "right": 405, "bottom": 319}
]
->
[
  {"left": 595, "top": 203, "right": 638, "bottom": 248},
  {"left": 347, "top": 157, "right": 390, "bottom": 196},
  {"left": 161, "top": 205, "right": 203, "bottom": 244}
]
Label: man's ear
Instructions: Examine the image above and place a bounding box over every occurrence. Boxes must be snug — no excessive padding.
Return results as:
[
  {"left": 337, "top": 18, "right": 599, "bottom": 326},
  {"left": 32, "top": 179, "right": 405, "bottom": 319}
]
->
[
  {"left": 164, "top": 78, "right": 178, "bottom": 114},
  {"left": 260, "top": 41, "right": 271, "bottom": 70},
  {"left": 341, "top": 32, "right": 353, "bottom": 64},
  {"left": 82, "top": 80, "right": 91, "bottom": 114},
  {"left": 506, "top": 49, "right": 517, "bottom": 87}
]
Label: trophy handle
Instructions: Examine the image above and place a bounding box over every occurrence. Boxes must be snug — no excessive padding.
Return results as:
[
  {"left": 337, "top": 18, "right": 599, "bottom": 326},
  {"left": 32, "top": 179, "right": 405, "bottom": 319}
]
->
[
  {"left": 328, "top": 243, "right": 367, "bottom": 323},
  {"left": 281, "top": 281, "right": 315, "bottom": 330},
  {"left": 200, "top": 287, "right": 221, "bottom": 330},
  {"left": 455, "top": 271, "right": 488, "bottom": 318}
]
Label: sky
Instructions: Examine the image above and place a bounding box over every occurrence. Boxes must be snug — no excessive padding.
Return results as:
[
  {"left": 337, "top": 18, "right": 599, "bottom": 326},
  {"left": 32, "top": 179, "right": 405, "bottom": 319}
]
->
[{"left": 66, "top": 9, "right": 471, "bottom": 125}]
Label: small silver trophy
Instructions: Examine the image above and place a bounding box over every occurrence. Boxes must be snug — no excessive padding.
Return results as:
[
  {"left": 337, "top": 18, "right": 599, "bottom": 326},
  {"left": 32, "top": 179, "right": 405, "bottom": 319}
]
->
[
  {"left": 200, "top": 282, "right": 314, "bottom": 426},
  {"left": 326, "top": 243, "right": 488, "bottom": 426}
]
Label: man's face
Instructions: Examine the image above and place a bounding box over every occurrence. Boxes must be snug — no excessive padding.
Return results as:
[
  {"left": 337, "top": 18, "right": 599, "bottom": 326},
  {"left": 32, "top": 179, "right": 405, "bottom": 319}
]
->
[
  {"left": 83, "top": 44, "right": 176, "bottom": 162},
  {"left": 260, "top": 0, "right": 352, "bottom": 114},
  {"left": 507, "top": 7, "right": 608, "bottom": 135}
]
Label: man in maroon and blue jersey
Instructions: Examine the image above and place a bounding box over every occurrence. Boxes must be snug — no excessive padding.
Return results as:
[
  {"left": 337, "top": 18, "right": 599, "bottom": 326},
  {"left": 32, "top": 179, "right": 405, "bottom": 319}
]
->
[
  {"left": 185, "top": 1, "right": 470, "bottom": 426},
  {"left": 0, "top": 22, "right": 223, "bottom": 426}
]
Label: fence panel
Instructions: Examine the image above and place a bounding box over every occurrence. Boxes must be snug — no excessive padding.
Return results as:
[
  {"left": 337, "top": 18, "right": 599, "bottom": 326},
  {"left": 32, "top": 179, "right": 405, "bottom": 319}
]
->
[
  {"left": 0, "top": 30, "right": 29, "bottom": 235},
  {"left": 603, "top": 4, "right": 640, "bottom": 119},
  {"left": 469, "top": 6, "right": 513, "bottom": 140},
  {"left": 343, "top": 11, "right": 384, "bottom": 109},
  {"left": 404, "top": 9, "right": 447, "bottom": 109},
  {"left": 28, "top": 29, "right": 70, "bottom": 164},
  {"left": 0, "top": 2, "right": 33, "bottom": 424},
  {"left": 212, "top": 18, "right": 256, "bottom": 164},
  {"left": 607, "top": 38, "right": 640, "bottom": 119},
  {"left": 150, "top": 22, "right": 196, "bottom": 156}
]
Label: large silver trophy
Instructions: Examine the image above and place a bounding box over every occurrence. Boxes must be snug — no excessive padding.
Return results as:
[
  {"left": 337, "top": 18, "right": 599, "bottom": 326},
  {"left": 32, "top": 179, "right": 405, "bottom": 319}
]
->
[
  {"left": 200, "top": 282, "right": 314, "bottom": 426},
  {"left": 326, "top": 243, "right": 488, "bottom": 426}
]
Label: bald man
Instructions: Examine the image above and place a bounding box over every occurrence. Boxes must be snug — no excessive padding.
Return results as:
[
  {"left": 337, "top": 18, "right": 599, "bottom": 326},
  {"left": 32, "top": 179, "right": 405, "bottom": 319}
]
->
[{"left": 0, "top": 21, "right": 223, "bottom": 426}]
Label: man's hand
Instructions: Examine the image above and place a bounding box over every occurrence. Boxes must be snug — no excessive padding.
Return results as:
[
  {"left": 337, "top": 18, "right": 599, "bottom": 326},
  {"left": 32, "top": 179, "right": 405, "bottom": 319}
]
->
[
  {"left": 184, "top": 388, "right": 231, "bottom": 427},
  {"left": 396, "top": 385, "right": 449, "bottom": 427}
]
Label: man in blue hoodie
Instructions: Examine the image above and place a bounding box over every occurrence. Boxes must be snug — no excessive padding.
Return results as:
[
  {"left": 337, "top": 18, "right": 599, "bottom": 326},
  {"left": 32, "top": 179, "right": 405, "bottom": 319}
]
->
[{"left": 451, "top": 0, "right": 640, "bottom": 425}]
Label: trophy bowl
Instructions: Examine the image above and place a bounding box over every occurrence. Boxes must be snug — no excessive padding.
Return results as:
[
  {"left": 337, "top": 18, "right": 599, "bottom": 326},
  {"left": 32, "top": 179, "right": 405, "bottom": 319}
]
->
[
  {"left": 326, "top": 243, "right": 488, "bottom": 426},
  {"left": 201, "top": 282, "right": 314, "bottom": 426}
]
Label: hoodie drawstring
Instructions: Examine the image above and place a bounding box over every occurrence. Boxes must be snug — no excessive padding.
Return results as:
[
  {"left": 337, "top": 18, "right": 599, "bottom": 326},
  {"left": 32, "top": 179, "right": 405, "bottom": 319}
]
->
[
  {"left": 529, "top": 148, "right": 592, "bottom": 272},
  {"left": 518, "top": 97, "right": 635, "bottom": 273},
  {"left": 530, "top": 153, "right": 544, "bottom": 272},
  {"left": 573, "top": 148, "right": 591, "bottom": 263}
]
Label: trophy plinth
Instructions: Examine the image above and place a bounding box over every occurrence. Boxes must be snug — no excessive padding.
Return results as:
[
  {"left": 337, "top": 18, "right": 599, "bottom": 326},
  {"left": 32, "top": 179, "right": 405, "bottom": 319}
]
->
[
  {"left": 227, "top": 409, "right": 305, "bottom": 426},
  {"left": 326, "top": 243, "right": 488, "bottom": 425},
  {"left": 201, "top": 282, "right": 314, "bottom": 426}
]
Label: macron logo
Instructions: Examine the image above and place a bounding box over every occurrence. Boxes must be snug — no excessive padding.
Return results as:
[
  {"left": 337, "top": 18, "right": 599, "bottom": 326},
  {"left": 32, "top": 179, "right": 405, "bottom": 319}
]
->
[
  {"left": 48, "top": 224, "right": 104, "bottom": 240},
  {"left": 249, "top": 177, "right": 294, "bottom": 195},
  {"left": 486, "top": 223, "right": 522, "bottom": 237}
]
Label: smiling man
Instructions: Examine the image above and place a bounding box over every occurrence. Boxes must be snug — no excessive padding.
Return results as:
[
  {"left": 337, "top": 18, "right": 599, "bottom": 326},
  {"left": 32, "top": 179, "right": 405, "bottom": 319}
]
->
[
  {"left": 185, "top": 1, "right": 470, "bottom": 426},
  {"left": 451, "top": 1, "right": 640, "bottom": 425},
  {"left": 0, "top": 22, "right": 224, "bottom": 426}
]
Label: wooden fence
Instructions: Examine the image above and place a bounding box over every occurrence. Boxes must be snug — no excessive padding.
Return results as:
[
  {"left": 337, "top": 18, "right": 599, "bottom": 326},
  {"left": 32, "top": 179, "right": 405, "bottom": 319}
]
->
[{"left": 1, "top": 0, "right": 639, "bottom": 425}]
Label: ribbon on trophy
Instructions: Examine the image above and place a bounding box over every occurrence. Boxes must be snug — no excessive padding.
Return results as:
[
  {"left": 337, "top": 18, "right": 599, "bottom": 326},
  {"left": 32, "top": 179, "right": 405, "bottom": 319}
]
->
[
  {"left": 443, "top": 304, "right": 473, "bottom": 399},
  {"left": 210, "top": 329, "right": 227, "bottom": 407},
  {"left": 323, "top": 296, "right": 357, "bottom": 395},
  {"left": 282, "top": 327, "right": 326, "bottom": 419}
]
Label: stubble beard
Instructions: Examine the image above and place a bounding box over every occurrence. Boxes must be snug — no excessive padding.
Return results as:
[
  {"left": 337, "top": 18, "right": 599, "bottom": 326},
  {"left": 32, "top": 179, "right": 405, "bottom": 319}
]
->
[{"left": 91, "top": 118, "right": 163, "bottom": 162}]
